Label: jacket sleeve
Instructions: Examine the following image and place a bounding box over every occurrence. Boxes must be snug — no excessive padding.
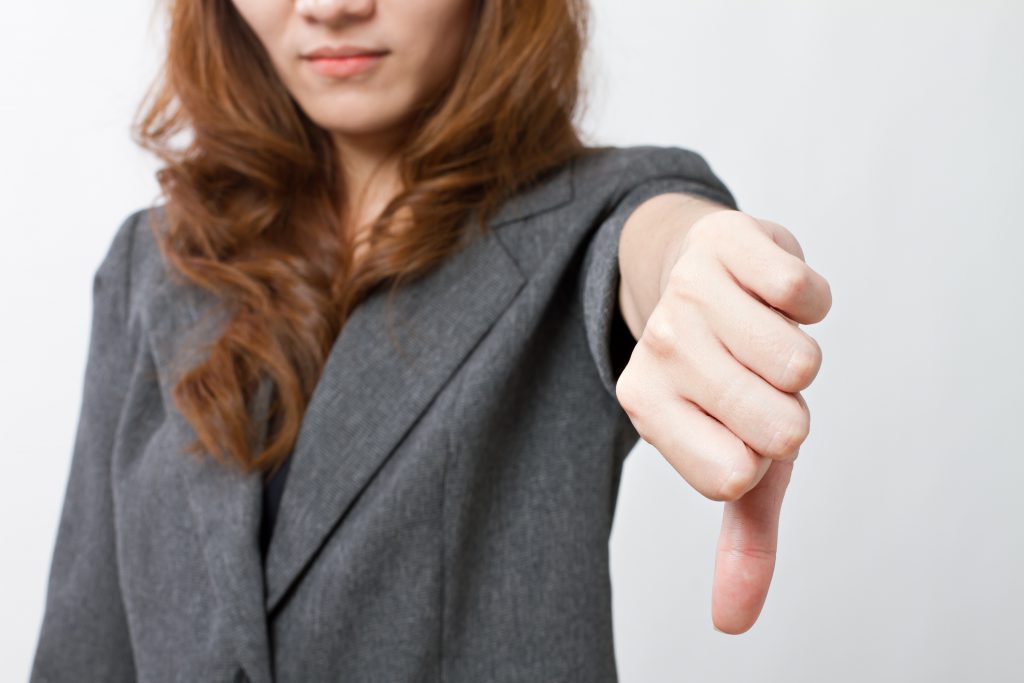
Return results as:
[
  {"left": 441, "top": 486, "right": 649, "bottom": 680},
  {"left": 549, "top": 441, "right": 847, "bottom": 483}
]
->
[
  {"left": 30, "top": 211, "right": 144, "bottom": 682},
  {"left": 579, "top": 145, "right": 739, "bottom": 399}
]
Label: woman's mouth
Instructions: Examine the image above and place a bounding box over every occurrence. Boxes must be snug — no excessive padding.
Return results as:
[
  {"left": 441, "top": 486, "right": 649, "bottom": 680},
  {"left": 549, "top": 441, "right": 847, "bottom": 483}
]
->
[{"left": 303, "top": 51, "right": 388, "bottom": 78}]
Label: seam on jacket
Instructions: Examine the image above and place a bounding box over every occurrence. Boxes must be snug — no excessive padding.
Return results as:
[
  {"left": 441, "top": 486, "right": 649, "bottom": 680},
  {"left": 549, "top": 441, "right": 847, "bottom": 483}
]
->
[
  {"left": 126, "top": 209, "right": 140, "bottom": 326},
  {"left": 440, "top": 401, "right": 449, "bottom": 683},
  {"left": 119, "top": 210, "right": 140, "bottom": 674},
  {"left": 439, "top": 413, "right": 448, "bottom": 683},
  {"left": 437, "top": 318, "right": 507, "bottom": 683},
  {"left": 109, "top": 209, "right": 143, "bottom": 678},
  {"left": 439, "top": 357, "right": 473, "bottom": 683}
]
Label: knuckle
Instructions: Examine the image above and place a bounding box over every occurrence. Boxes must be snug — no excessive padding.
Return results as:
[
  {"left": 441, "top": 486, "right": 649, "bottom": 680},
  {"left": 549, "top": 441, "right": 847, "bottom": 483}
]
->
[
  {"left": 614, "top": 369, "right": 643, "bottom": 416},
  {"left": 640, "top": 312, "right": 679, "bottom": 360},
  {"left": 782, "top": 338, "right": 822, "bottom": 389},
  {"left": 714, "top": 456, "right": 758, "bottom": 502},
  {"left": 615, "top": 372, "right": 663, "bottom": 445},
  {"left": 774, "top": 264, "right": 810, "bottom": 304},
  {"left": 766, "top": 412, "right": 810, "bottom": 460},
  {"left": 713, "top": 478, "right": 743, "bottom": 502}
]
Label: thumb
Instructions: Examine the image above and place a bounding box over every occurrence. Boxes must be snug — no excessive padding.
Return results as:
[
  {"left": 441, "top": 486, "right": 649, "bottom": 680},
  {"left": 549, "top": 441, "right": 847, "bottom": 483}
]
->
[{"left": 711, "top": 457, "right": 794, "bottom": 634}]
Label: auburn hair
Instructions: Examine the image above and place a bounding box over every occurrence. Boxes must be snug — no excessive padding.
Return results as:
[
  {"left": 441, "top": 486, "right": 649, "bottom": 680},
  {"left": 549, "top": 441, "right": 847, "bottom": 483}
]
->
[{"left": 131, "top": 0, "right": 601, "bottom": 475}]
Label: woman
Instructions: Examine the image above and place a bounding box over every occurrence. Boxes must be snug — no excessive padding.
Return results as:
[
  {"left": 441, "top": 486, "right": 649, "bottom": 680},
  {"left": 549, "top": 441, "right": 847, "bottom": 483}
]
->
[{"left": 31, "top": 0, "right": 830, "bottom": 680}]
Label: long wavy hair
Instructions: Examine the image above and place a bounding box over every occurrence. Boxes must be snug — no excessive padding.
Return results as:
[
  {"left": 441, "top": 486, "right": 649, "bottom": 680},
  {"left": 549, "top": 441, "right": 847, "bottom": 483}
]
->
[{"left": 132, "top": 0, "right": 597, "bottom": 475}]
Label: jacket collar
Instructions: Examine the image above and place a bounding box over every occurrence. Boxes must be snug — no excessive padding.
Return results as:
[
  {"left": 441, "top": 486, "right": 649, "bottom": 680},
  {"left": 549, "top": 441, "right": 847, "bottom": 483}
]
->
[
  {"left": 145, "top": 157, "right": 575, "bottom": 681},
  {"left": 263, "top": 157, "right": 574, "bottom": 612}
]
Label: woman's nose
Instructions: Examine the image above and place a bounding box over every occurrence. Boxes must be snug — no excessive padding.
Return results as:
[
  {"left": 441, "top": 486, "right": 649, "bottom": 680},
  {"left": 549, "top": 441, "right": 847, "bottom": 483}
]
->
[{"left": 295, "top": 0, "right": 374, "bottom": 23}]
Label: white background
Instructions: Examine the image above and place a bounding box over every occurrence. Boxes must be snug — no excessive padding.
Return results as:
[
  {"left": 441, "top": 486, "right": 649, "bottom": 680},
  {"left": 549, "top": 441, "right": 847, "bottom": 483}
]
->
[{"left": 3, "top": 0, "right": 1022, "bottom": 680}]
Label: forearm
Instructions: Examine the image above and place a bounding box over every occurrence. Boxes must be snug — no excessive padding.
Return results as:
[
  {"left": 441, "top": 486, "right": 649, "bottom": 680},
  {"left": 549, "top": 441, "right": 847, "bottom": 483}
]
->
[{"left": 617, "top": 192, "right": 732, "bottom": 341}]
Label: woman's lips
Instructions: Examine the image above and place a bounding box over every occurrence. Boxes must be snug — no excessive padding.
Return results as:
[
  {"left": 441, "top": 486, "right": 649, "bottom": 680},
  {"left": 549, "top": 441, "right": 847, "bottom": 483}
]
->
[{"left": 304, "top": 53, "right": 387, "bottom": 78}]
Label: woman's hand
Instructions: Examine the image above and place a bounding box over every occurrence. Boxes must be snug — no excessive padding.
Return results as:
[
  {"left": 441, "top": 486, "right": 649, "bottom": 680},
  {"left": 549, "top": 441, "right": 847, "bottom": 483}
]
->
[{"left": 615, "top": 206, "right": 832, "bottom": 634}]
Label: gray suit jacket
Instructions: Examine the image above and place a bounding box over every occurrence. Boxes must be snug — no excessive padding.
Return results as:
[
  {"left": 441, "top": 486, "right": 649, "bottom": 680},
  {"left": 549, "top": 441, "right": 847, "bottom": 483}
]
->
[{"left": 31, "top": 145, "right": 737, "bottom": 683}]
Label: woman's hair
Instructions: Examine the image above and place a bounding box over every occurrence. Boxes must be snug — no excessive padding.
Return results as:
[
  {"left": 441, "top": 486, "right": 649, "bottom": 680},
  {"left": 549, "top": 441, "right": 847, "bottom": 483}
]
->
[{"left": 132, "top": 0, "right": 596, "bottom": 475}]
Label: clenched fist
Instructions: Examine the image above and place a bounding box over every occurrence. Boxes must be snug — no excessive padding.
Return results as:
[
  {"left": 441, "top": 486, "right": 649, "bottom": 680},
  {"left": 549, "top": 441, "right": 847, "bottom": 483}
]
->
[{"left": 616, "top": 201, "right": 832, "bottom": 635}]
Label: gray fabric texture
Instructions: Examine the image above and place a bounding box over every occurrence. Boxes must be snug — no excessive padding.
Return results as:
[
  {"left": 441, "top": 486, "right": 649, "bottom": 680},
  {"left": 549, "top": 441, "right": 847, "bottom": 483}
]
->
[{"left": 30, "top": 145, "right": 737, "bottom": 683}]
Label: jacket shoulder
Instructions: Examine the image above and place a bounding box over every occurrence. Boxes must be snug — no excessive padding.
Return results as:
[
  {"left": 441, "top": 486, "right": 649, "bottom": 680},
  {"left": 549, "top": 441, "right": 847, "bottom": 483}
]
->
[
  {"left": 112, "top": 203, "right": 201, "bottom": 321},
  {"left": 572, "top": 144, "right": 738, "bottom": 209}
]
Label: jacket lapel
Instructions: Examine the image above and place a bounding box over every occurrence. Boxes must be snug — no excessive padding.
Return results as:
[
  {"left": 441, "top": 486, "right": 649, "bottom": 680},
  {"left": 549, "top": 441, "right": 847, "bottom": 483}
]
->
[
  {"left": 263, "top": 164, "right": 575, "bottom": 613},
  {"left": 261, "top": 221, "right": 524, "bottom": 613},
  {"left": 147, "top": 282, "right": 275, "bottom": 683}
]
